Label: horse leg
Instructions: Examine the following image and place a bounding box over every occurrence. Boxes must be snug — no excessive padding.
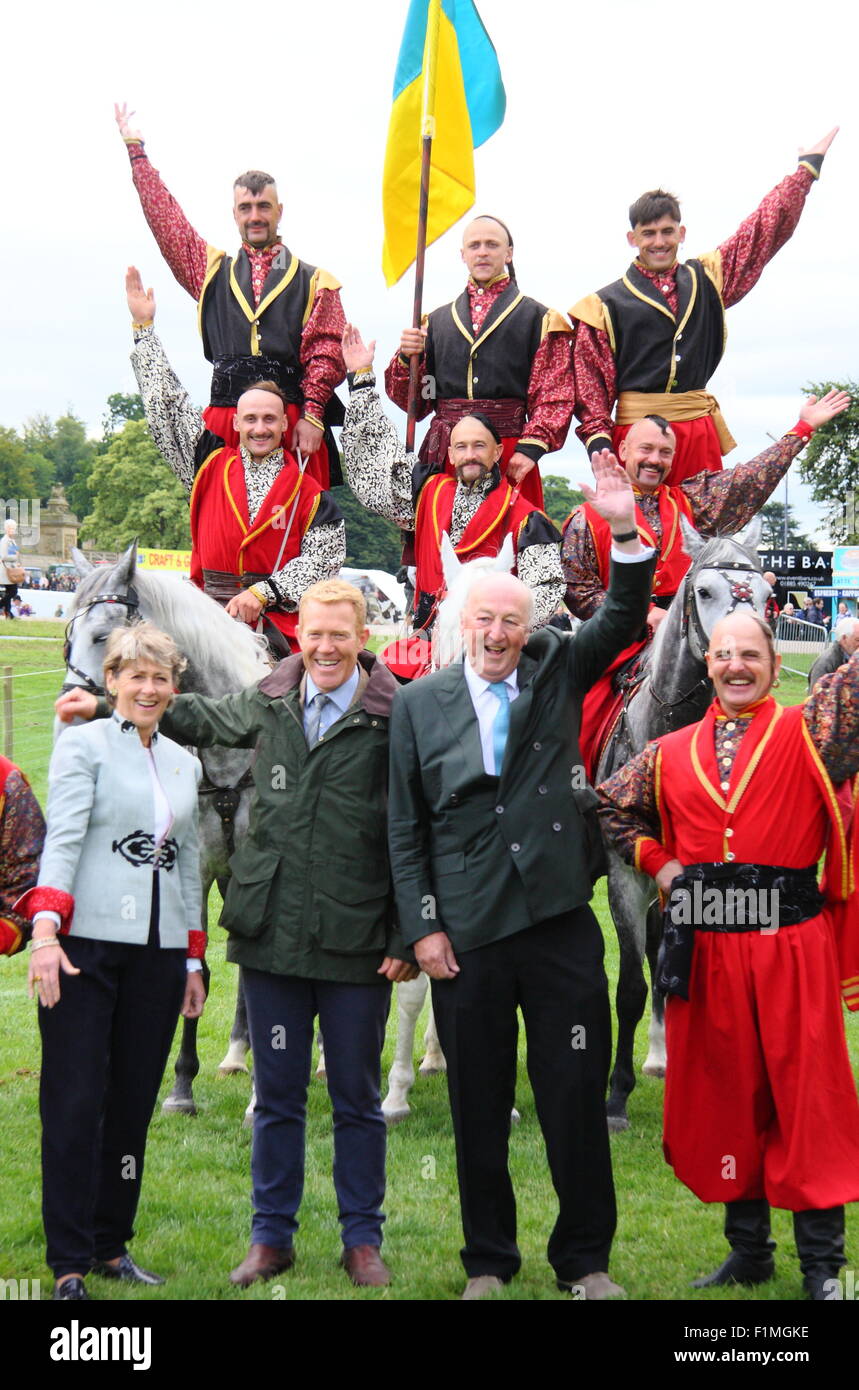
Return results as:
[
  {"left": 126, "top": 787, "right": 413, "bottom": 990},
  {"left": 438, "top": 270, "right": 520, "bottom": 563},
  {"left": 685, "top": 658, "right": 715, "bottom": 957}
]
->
[
  {"left": 217, "top": 967, "right": 251, "bottom": 1076},
  {"left": 243, "top": 1083, "right": 257, "bottom": 1129},
  {"left": 163, "top": 957, "right": 210, "bottom": 1116},
  {"left": 642, "top": 900, "right": 667, "bottom": 1078},
  {"left": 606, "top": 862, "right": 651, "bottom": 1132},
  {"left": 419, "top": 1004, "right": 446, "bottom": 1075},
  {"left": 382, "top": 974, "right": 428, "bottom": 1124},
  {"left": 316, "top": 1029, "right": 326, "bottom": 1080}
]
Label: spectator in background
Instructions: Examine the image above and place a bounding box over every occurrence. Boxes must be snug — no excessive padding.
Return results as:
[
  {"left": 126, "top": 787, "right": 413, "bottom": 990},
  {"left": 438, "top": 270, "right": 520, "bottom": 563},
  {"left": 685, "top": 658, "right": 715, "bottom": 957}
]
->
[
  {"left": 762, "top": 571, "right": 780, "bottom": 633},
  {"left": 0, "top": 518, "right": 21, "bottom": 618},
  {"left": 807, "top": 617, "right": 859, "bottom": 690}
]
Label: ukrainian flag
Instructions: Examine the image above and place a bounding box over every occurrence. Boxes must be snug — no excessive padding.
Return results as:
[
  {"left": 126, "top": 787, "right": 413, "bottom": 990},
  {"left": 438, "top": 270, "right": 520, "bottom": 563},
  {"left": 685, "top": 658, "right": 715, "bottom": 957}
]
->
[{"left": 382, "top": 0, "right": 506, "bottom": 286}]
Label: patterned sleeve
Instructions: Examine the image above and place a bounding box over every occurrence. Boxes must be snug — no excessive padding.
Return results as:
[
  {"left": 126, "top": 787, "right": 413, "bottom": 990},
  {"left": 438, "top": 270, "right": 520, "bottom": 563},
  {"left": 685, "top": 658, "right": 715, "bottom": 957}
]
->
[
  {"left": 717, "top": 163, "right": 821, "bottom": 308},
  {"left": 572, "top": 323, "right": 617, "bottom": 455},
  {"left": 124, "top": 142, "right": 209, "bottom": 299},
  {"left": 299, "top": 287, "right": 347, "bottom": 422},
  {"left": 131, "top": 327, "right": 203, "bottom": 492},
  {"left": 265, "top": 493, "right": 346, "bottom": 611},
  {"left": 597, "top": 741, "right": 673, "bottom": 877},
  {"left": 383, "top": 349, "right": 434, "bottom": 422},
  {"left": 0, "top": 769, "right": 46, "bottom": 955},
  {"left": 680, "top": 433, "right": 805, "bottom": 534},
  {"left": 803, "top": 648, "right": 859, "bottom": 783},
  {"left": 561, "top": 507, "right": 607, "bottom": 621},
  {"left": 519, "top": 331, "right": 575, "bottom": 459},
  {"left": 340, "top": 378, "right": 417, "bottom": 529}
]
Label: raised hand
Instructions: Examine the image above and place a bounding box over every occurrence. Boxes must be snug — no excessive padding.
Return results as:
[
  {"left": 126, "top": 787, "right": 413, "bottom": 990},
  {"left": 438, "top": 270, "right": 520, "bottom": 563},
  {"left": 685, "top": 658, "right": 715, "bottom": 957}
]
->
[
  {"left": 342, "top": 323, "right": 376, "bottom": 374},
  {"left": 580, "top": 449, "right": 638, "bottom": 538},
  {"left": 799, "top": 388, "right": 851, "bottom": 430},
  {"left": 126, "top": 266, "right": 156, "bottom": 323},
  {"left": 799, "top": 127, "right": 839, "bottom": 160},
  {"left": 114, "top": 101, "right": 143, "bottom": 142}
]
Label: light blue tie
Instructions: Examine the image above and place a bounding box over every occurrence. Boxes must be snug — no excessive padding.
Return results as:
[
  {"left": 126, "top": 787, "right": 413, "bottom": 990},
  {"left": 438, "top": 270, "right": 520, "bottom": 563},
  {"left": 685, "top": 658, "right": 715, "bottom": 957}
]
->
[{"left": 489, "top": 681, "right": 510, "bottom": 776}]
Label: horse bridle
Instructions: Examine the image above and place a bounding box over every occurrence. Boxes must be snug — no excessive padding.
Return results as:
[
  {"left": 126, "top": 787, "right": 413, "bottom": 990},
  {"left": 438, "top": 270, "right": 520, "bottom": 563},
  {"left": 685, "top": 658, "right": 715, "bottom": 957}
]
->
[
  {"left": 680, "top": 558, "right": 761, "bottom": 665},
  {"left": 60, "top": 586, "right": 141, "bottom": 695}
]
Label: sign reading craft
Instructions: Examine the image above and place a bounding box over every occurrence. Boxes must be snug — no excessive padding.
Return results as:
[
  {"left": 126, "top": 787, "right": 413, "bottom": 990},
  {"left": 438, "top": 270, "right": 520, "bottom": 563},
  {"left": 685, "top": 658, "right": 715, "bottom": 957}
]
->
[
  {"left": 832, "top": 546, "right": 859, "bottom": 587},
  {"left": 136, "top": 549, "right": 192, "bottom": 577}
]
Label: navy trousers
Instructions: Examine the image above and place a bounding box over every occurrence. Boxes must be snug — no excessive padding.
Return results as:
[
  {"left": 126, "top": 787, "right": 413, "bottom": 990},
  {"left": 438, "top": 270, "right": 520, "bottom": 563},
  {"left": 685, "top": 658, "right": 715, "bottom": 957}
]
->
[
  {"left": 242, "top": 969, "right": 391, "bottom": 1250},
  {"left": 431, "top": 908, "right": 617, "bottom": 1283}
]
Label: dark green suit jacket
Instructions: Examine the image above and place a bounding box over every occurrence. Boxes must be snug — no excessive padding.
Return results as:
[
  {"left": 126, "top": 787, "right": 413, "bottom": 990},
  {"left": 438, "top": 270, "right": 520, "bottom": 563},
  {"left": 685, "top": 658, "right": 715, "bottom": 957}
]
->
[{"left": 388, "top": 557, "right": 655, "bottom": 952}]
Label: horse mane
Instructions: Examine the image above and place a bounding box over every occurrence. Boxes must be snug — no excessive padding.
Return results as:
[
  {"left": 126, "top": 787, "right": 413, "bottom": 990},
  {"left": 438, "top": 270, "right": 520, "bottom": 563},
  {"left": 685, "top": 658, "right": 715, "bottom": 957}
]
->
[{"left": 71, "top": 566, "right": 271, "bottom": 691}]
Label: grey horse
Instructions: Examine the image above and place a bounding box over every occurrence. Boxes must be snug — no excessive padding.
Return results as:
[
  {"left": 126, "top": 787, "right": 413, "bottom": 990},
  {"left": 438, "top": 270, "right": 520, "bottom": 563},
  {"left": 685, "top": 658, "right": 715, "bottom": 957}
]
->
[
  {"left": 595, "top": 517, "right": 769, "bottom": 1131},
  {"left": 60, "top": 541, "right": 271, "bottom": 1114}
]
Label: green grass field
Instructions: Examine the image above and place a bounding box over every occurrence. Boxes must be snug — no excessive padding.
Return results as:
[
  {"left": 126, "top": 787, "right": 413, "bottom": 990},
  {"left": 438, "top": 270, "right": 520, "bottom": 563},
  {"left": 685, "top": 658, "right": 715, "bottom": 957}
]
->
[{"left": 0, "top": 632, "right": 856, "bottom": 1301}]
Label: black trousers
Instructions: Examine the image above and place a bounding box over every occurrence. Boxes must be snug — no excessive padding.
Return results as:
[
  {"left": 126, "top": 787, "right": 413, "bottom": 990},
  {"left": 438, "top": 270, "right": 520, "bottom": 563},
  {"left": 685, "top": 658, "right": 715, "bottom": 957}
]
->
[
  {"left": 431, "top": 907, "right": 616, "bottom": 1282},
  {"left": 38, "top": 888, "right": 186, "bottom": 1278}
]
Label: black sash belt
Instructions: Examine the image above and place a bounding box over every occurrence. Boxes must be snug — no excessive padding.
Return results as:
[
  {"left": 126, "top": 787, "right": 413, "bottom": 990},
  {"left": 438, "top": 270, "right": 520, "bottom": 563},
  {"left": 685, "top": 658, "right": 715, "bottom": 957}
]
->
[
  {"left": 657, "top": 862, "right": 824, "bottom": 1000},
  {"left": 210, "top": 355, "right": 302, "bottom": 407}
]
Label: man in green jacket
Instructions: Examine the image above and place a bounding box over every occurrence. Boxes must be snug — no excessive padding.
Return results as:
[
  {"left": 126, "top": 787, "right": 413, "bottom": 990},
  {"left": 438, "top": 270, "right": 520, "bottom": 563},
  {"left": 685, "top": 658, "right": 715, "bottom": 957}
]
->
[
  {"left": 58, "top": 580, "right": 415, "bottom": 1291},
  {"left": 388, "top": 455, "right": 655, "bottom": 1299}
]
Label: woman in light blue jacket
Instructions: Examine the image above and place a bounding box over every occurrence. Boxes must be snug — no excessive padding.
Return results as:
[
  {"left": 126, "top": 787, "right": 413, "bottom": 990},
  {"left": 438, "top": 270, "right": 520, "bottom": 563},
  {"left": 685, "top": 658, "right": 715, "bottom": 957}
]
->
[{"left": 20, "top": 623, "right": 205, "bottom": 1301}]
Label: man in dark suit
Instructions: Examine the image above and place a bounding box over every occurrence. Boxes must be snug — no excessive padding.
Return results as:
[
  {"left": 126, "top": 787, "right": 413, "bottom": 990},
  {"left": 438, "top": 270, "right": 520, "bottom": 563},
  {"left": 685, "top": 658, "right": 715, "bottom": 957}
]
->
[{"left": 387, "top": 456, "right": 655, "bottom": 1299}]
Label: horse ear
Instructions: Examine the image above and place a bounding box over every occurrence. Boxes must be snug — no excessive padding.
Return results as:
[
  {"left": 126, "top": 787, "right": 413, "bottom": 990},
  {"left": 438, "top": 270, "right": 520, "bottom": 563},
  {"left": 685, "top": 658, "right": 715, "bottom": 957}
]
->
[
  {"left": 736, "top": 515, "right": 762, "bottom": 554},
  {"left": 440, "top": 532, "right": 461, "bottom": 590},
  {"left": 72, "top": 547, "right": 94, "bottom": 577},
  {"left": 494, "top": 533, "right": 516, "bottom": 574},
  {"left": 113, "top": 538, "right": 139, "bottom": 587},
  {"left": 679, "top": 514, "right": 706, "bottom": 559}
]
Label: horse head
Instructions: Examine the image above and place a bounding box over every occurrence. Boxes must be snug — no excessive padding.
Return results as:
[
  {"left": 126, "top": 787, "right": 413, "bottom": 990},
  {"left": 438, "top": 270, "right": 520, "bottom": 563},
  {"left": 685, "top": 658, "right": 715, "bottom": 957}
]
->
[
  {"left": 433, "top": 532, "right": 516, "bottom": 668},
  {"left": 61, "top": 540, "right": 142, "bottom": 698},
  {"left": 674, "top": 515, "right": 768, "bottom": 665}
]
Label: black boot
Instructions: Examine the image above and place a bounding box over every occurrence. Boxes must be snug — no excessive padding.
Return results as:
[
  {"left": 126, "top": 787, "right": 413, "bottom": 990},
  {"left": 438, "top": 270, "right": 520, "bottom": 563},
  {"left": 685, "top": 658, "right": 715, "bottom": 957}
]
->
[
  {"left": 692, "top": 1199, "right": 776, "bottom": 1288},
  {"left": 793, "top": 1206, "right": 845, "bottom": 1300}
]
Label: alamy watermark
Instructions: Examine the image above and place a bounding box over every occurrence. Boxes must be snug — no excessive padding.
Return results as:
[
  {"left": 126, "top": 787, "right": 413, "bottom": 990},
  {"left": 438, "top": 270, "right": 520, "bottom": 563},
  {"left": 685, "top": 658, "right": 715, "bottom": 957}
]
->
[
  {"left": 3, "top": 499, "right": 41, "bottom": 546},
  {"left": 669, "top": 882, "right": 780, "bottom": 932}
]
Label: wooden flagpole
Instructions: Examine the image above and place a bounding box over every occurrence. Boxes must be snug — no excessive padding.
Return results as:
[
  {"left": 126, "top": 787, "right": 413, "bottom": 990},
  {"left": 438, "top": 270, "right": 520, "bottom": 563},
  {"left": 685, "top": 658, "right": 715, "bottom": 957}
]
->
[{"left": 406, "top": 0, "right": 441, "bottom": 453}]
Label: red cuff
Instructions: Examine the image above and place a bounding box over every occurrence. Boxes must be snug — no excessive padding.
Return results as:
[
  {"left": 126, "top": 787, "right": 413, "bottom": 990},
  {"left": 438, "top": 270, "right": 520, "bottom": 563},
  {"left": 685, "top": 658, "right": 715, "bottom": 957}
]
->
[
  {"left": 14, "top": 886, "right": 74, "bottom": 933},
  {"left": 635, "top": 838, "right": 673, "bottom": 879},
  {"left": 788, "top": 420, "right": 813, "bottom": 442},
  {"left": 188, "top": 929, "right": 207, "bottom": 960},
  {"left": 0, "top": 918, "right": 23, "bottom": 957}
]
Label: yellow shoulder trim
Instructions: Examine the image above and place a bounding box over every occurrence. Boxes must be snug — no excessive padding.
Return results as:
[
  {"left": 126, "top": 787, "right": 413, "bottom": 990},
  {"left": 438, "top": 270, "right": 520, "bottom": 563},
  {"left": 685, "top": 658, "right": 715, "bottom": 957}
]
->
[
  {"left": 541, "top": 308, "right": 574, "bottom": 339},
  {"left": 568, "top": 293, "right": 607, "bottom": 333},
  {"left": 197, "top": 246, "right": 227, "bottom": 339},
  {"left": 698, "top": 249, "right": 724, "bottom": 298},
  {"left": 313, "top": 267, "right": 342, "bottom": 294}
]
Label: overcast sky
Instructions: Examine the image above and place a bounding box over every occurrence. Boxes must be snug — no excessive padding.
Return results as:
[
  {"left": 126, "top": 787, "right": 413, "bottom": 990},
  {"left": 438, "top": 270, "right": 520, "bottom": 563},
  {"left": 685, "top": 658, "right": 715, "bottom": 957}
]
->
[{"left": 2, "top": 0, "right": 857, "bottom": 542}]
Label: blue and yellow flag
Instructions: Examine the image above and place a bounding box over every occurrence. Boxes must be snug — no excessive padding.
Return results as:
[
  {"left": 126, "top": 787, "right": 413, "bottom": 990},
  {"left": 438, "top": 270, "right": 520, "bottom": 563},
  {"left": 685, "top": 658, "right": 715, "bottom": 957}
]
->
[{"left": 382, "top": 0, "right": 506, "bottom": 286}]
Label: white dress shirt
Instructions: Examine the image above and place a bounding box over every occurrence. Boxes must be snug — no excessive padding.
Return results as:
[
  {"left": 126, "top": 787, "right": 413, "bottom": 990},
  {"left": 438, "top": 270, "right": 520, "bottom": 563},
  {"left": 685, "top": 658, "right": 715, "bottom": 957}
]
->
[{"left": 463, "top": 661, "right": 520, "bottom": 776}]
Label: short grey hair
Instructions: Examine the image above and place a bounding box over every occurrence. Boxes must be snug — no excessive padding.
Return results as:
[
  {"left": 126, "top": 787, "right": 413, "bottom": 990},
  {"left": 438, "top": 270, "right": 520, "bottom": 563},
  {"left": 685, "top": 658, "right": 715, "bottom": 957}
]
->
[
  {"left": 834, "top": 616, "right": 857, "bottom": 643},
  {"left": 103, "top": 621, "right": 187, "bottom": 699}
]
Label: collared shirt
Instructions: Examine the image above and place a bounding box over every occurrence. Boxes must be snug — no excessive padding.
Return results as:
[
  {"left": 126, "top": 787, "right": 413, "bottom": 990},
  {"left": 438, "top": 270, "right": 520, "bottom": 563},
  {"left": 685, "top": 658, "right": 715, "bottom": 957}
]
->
[
  {"left": 302, "top": 666, "right": 360, "bottom": 740},
  {"left": 463, "top": 660, "right": 520, "bottom": 776}
]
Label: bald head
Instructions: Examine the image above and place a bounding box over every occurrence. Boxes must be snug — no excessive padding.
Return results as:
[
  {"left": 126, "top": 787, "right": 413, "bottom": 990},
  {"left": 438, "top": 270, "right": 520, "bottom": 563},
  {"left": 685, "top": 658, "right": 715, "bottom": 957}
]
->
[
  {"left": 461, "top": 216, "right": 513, "bottom": 285},
  {"left": 619, "top": 417, "right": 676, "bottom": 492},
  {"left": 706, "top": 612, "right": 780, "bottom": 714},
  {"left": 461, "top": 572, "right": 532, "bottom": 681},
  {"left": 762, "top": 571, "right": 777, "bottom": 587}
]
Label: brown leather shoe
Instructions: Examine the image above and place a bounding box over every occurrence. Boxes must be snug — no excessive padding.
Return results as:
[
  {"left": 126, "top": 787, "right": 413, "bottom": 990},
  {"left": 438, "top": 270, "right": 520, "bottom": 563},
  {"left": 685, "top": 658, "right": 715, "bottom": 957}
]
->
[
  {"left": 340, "top": 1244, "right": 391, "bottom": 1287},
  {"left": 229, "top": 1243, "right": 295, "bottom": 1287}
]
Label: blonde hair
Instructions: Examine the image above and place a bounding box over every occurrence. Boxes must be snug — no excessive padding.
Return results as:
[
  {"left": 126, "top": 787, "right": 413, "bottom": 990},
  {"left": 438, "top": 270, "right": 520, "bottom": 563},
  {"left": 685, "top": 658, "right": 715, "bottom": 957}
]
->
[
  {"left": 103, "top": 622, "right": 187, "bottom": 700},
  {"left": 298, "top": 580, "right": 367, "bottom": 632}
]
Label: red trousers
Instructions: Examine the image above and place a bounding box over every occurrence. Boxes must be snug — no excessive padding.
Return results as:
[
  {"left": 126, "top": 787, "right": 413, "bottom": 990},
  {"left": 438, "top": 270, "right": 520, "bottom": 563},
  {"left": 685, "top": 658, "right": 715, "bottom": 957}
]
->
[
  {"left": 612, "top": 415, "right": 722, "bottom": 488},
  {"left": 663, "top": 913, "right": 859, "bottom": 1210}
]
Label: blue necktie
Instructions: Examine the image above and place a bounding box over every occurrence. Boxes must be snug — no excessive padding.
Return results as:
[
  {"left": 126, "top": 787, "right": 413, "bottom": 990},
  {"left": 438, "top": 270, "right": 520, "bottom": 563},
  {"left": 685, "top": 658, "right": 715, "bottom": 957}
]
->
[
  {"left": 489, "top": 681, "right": 510, "bottom": 776},
  {"left": 305, "top": 692, "right": 331, "bottom": 748}
]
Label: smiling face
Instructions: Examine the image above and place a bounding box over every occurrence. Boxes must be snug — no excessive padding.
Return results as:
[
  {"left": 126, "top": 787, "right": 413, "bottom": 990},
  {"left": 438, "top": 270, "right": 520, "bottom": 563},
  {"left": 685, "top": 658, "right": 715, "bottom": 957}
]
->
[
  {"left": 619, "top": 417, "right": 676, "bottom": 492},
  {"left": 461, "top": 573, "right": 531, "bottom": 682},
  {"left": 233, "top": 183, "right": 282, "bottom": 248},
  {"left": 298, "top": 598, "right": 369, "bottom": 693},
  {"left": 627, "top": 213, "right": 686, "bottom": 271},
  {"left": 461, "top": 217, "right": 512, "bottom": 284},
  {"left": 112, "top": 659, "right": 174, "bottom": 738},
  {"left": 234, "top": 388, "right": 285, "bottom": 460},
  {"left": 706, "top": 614, "right": 781, "bottom": 714},
  {"left": 448, "top": 416, "right": 503, "bottom": 487}
]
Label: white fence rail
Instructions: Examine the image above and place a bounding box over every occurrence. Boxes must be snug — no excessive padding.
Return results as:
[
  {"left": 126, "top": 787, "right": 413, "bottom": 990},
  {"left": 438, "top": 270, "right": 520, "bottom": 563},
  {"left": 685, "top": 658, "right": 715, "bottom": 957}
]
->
[{"left": 775, "top": 615, "right": 830, "bottom": 678}]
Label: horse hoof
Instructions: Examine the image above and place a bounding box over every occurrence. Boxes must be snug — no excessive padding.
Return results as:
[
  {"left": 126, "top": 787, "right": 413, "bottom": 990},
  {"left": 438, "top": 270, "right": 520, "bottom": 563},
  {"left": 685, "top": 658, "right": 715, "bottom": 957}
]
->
[
  {"left": 642, "top": 1061, "right": 666, "bottom": 1078},
  {"left": 418, "top": 1062, "right": 445, "bottom": 1076},
  {"left": 607, "top": 1114, "right": 629, "bottom": 1133},
  {"left": 510, "top": 1108, "right": 521, "bottom": 1125},
  {"left": 162, "top": 1095, "right": 197, "bottom": 1116},
  {"left": 315, "top": 1065, "right": 327, "bottom": 1081},
  {"left": 217, "top": 1063, "right": 250, "bottom": 1077},
  {"left": 383, "top": 1107, "right": 410, "bottom": 1126}
]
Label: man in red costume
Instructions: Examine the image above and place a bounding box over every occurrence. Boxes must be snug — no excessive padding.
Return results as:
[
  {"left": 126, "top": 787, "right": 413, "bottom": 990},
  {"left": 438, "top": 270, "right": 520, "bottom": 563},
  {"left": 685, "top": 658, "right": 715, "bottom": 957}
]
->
[
  {"left": 570, "top": 129, "right": 838, "bottom": 485},
  {"left": 126, "top": 270, "right": 344, "bottom": 654},
  {"left": 115, "top": 103, "right": 346, "bottom": 489},
  {"left": 564, "top": 389, "right": 850, "bottom": 778},
  {"left": 598, "top": 612, "right": 859, "bottom": 1300},
  {"left": 342, "top": 325, "right": 564, "bottom": 672},
  {"left": 385, "top": 216, "right": 574, "bottom": 512}
]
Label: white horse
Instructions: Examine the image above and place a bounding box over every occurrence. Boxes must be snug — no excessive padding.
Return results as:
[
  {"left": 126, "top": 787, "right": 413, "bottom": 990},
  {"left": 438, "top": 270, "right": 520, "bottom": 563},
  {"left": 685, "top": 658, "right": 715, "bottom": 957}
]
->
[{"left": 382, "top": 533, "right": 517, "bottom": 1123}]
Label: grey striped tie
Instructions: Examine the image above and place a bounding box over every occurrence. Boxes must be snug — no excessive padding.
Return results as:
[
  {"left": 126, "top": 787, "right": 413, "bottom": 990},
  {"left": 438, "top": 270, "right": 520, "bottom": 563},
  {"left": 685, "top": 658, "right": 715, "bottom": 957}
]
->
[{"left": 305, "top": 692, "right": 331, "bottom": 748}]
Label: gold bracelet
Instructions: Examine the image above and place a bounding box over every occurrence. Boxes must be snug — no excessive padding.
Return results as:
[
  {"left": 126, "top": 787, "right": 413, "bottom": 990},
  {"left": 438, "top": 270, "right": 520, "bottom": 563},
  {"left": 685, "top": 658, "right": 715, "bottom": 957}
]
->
[
  {"left": 132, "top": 319, "right": 154, "bottom": 330},
  {"left": 248, "top": 585, "right": 268, "bottom": 607},
  {"left": 303, "top": 412, "right": 324, "bottom": 431}
]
